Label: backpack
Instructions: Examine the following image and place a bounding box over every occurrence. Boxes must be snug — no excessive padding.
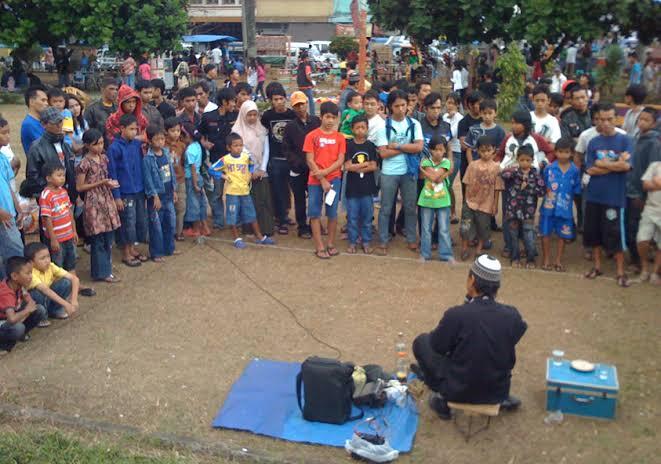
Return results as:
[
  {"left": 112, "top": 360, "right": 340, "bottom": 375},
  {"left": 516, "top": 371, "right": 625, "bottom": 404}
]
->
[
  {"left": 385, "top": 116, "right": 420, "bottom": 177},
  {"left": 296, "top": 357, "right": 363, "bottom": 425}
]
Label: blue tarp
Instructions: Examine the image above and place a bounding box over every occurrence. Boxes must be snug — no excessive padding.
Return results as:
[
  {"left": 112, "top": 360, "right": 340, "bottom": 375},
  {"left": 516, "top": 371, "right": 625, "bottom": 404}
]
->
[
  {"left": 212, "top": 358, "right": 419, "bottom": 452},
  {"left": 182, "top": 35, "right": 238, "bottom": 43}
]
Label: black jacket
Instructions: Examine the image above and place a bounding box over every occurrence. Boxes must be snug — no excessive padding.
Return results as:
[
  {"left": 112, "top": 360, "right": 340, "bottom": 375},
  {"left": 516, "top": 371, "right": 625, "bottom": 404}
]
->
[
  {"left": 429, "top": 297, "right": 527, "bottom": 404},
  {"left": 560, "top": 108, "right": 591, "bottom": 139},
  {"left": 21, "top": 132, "right": 77, "bottom": 203},
  {"left": 283, "top": 115, "right": 320, "bottom": 174}
]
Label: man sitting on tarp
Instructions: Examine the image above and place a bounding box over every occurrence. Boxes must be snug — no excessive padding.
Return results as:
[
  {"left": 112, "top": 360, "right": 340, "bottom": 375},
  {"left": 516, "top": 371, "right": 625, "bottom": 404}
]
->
[{"left": 411, "top": 254, "right": 527, "bottom": 419}]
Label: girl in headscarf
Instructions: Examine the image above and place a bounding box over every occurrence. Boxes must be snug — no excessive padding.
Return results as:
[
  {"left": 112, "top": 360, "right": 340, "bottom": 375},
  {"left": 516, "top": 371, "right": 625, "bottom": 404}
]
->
[{"left": 231, "top": 100, "right": 274, "bottom": 235}]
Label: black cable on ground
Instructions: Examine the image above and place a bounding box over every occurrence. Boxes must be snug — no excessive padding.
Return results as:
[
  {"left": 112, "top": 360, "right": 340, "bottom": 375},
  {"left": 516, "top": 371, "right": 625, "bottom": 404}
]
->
[{"left": 204, "top": 240, "right": 343, "bottom": 360}]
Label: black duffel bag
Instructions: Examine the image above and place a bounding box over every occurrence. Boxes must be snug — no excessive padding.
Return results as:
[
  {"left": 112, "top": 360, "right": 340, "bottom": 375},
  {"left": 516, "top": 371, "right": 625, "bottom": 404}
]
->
[{"left": 296, "top": 356, "right": 363, "bottom": 424}]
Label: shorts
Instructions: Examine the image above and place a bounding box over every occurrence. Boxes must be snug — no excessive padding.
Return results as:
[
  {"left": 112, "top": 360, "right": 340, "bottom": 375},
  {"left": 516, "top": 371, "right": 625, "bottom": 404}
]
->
[
  {"left": 51, "top": 238, "right": 77, "bottom": 271},
  {"left": 184, "top": 178, "right": 208, "bottom": 223},
  {"left": 539, "top": 215, "right": 575, "bottom": 240},
  {"left": 225, "top": 194, "right": 257, "bottom": 226},
  {"left": 460, "top": 205, "right": 491, "bottom": 242},
  {"left": 636, "top": 211, "right": 661, "bottom": 244},
  {"left": 583, "top": 202, "right": 626, "bottom": 252},
  {"left": 308, "top": 178, "right": 342, "bottom": 220}
]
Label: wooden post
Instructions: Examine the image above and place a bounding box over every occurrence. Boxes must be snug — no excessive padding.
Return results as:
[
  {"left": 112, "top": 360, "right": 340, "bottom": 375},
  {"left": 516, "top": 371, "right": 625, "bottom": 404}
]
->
[
  {"left": 358, "top": 10, "right": 367, "bottom": 93},
  {"left": 242, "top": 0, "right": 257, "bottom": 62}
]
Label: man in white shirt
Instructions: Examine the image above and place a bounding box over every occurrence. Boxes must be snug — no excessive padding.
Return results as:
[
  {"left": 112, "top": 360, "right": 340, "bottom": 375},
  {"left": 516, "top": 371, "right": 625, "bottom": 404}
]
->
[
  {"left": 211, "top": 46, "right": 222, "bottom": 70},
  {"left": 530, "top": 85, "right": 561, "bottom": 147},
  {"left": 565, "top": 43, "right": 578, "bottom": 77},
  {"left": 550, "top": 67, "right": 567, "bottom": 93}
]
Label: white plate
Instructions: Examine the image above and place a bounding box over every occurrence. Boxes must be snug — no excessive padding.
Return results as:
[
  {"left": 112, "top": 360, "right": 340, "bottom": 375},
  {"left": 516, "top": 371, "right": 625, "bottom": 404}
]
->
[{"left": 571, "top": 359, "right": 595, "bottom": 372}]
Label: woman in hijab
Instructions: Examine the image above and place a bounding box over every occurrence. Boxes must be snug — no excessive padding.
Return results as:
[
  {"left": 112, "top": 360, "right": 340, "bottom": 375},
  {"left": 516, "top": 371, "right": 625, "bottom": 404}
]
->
[{"left": 231, "top": 100, "right": 274, "bottom": 235}]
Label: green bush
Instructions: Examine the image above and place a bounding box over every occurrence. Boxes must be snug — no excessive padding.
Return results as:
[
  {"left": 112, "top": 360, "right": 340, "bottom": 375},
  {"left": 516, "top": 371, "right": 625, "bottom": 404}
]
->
[
  {"left": 329, "top": 36, "right": 358, "bottom": 60},
  {"left": 595, "top": 45, "right": 624, "bottom": 96},
  {"left": 495, "top": 42, "right": 527, "bottom": 121}
]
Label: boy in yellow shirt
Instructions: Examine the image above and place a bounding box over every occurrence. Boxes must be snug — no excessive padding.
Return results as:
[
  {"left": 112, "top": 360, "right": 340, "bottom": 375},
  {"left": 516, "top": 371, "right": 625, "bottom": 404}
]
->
[
  {"left": 25, "top": 242, "right": 79, "bottom": 320},
  {"left": 211, "top": 133, "right": 276, "bottom": 249}
]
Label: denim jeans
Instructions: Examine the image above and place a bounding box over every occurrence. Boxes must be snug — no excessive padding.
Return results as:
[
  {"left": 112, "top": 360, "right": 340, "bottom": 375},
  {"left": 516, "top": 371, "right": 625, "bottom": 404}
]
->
[
  {"left": 51, "top": 238, "right": 76, "bottom": 271},
  {"left": 301, "top": 87, "right": 315, "bottom": 116},
  {"left": 0, "top": 219, "right": 24, "bottom": 279},
  {"left": 269, "top": 159, "right": 291, "bottom": 224},
  {"left": 507, "top": 219, "right": 536, "bottom": 262},
  {"left": 30, "top": 278, "right": 72, "bottom": 318},
  {"left": 209, "top": 176, "right": 225, "bottom": 228},
  {"left": 0, "top": 304, "right": 47, "bottom": 351},
  {"left": 420, "top": 207, "right": 453, "bottom": 260},
  {"left": 90, "top": 231, "right": 114, "bottom": 280},
  {"left": 289, "top": 172, "right": 309, "bottom": 230},
  {"left": 123, "top": 73, "right": 135, "bottom": 88},
  {"left": 346, "top": 195, "right": 374, "bottom": 246},
  {"left": 148, "top": 198, "right": 176, "bottom": 258},
  {"left": 117, "top": 192, "right": 148, "bottom": 245},
  {"left": 379, "top": 174, "right": 417, "bottom": 245}
]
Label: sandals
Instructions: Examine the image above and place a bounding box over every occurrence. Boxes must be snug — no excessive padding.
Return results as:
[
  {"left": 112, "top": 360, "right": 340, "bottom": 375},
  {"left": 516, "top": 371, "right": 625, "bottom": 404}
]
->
[
  {"left": 616, "top": 274, "right": 631, "bottom": 288},
  {"left": 554, "top": 264, "right": 566, "bottom": 273},
  {"left": 79, "top": 287, "right": 96, "bottom": 297},
  {"left": 101, "top": 274, "right": 121, "bottom": 283},
  {"left": 38, "top": 320, "right": 52, "bottom": 328},
  {"left": 375, "top": 246, "right": 388, "bottom": 256},
  {"left": 134, "top": 254, "right": 149, "bottom": 262},
  {"left": 584, "top": 268, "right": 603, "bottom": 279},
  {"left": 326, "top": 246, "right": 340, "bottom": 257},
  {"left": 541, "top": 264, "right": 553, "bottom": 271},
  {"left": 175, "top": 234, "right": 185, "bottom": 242},
  {"left": 278, "top": 224, "right": 289, "bottom": 235},
  {"left": 347, "top": 245, "right": 357, "bottom": 254},
  {"left": 511, "top": 261, "right": 521, "bottom": 268},
  {"left": 407, "top": 243, "right": 418, "bottom": 252},
  {"left": 122, "top": 258, "right": 142, "bottom": 267},
  {"left": 526, "top": 262, "right": 536, "bottom": 270},
  {"left": 362, "top": 245, "right": 374, "bottom": 255},
  {"left": 152, "top": 257, "right": 165, "bottom": 263},
  {"left": 314, "top": 249, "right": 330, "bottom": 260}
]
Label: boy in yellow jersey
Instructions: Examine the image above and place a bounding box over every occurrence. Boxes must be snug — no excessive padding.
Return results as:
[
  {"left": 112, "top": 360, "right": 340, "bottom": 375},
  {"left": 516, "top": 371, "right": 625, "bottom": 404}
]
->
[{"left": 211, "top": 133, "right": 276, "bottom": 249}]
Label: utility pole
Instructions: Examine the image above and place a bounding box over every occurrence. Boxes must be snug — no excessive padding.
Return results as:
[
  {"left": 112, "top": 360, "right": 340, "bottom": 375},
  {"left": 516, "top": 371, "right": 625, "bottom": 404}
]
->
[{"left": 241, "top": 0, "right": 257, "bottom": 62}]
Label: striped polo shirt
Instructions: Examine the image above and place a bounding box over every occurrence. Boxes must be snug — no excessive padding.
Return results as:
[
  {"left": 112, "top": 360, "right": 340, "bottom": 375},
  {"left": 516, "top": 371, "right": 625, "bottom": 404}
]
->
[{"left": 39, "top": 187, "right": 74, "bottom": 242}]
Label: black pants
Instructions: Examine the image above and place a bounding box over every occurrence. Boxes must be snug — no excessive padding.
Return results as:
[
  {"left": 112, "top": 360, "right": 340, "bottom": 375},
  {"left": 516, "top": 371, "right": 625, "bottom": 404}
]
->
[
  {"left": 412, "top": 333, "right": 448, "bottom": 394},
  {"left": 289, "top": 172, "right": 309, "bottom": 231},
  {"left": 626, "top": 198, "right": 643, "bottom": 266}
]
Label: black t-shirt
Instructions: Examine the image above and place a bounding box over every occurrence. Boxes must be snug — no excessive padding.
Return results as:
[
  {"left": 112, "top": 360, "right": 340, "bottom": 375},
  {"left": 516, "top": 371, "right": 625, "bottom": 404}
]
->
[
  {"left": 261, "top": 108, "right": 296, "bottom": 161},
  {"left": 199, "top": 110, "right": 238, "bottom": 163},
  {"left": 344, "top": 140, "right": 378, "bottom": 198},
  {"left": 478, "top": 82, "right": 498, "bottom": 99},
  {"left": 156, "top": 101, "right": 176, "bottom": 120},
  {"left": 457, "top": 113, "right": 482, "bottom": 167}
]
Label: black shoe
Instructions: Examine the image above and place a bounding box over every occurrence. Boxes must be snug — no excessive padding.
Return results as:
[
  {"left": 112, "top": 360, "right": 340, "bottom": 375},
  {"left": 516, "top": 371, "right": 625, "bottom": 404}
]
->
[
  {"left": 429, "top": 393, "right": 452, "bottom": 420},
  {"left": 409, "top": 363, "right": 425, "bottom": 382},
  {"left": 501, "top": 395, "right": 521, "bottom": 411}
]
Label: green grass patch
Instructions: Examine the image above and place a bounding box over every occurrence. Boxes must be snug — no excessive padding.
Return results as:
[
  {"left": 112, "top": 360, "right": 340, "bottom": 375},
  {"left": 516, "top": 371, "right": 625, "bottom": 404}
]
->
[{"left": 0, "top": 429, "right": 200, "bottom": 464}]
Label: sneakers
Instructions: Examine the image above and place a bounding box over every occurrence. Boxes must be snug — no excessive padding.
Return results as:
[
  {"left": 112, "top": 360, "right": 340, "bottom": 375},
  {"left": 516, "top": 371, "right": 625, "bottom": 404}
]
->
[
  {"left": 501, "top": 395, "right": 522, "bottom": 411},
  {"left": 257, "top": 236, "right": 275, "bottom": 245},
  {"left": 429, "top": 392, "right": 452, "bottom": 420},
  {"left": 233, "top": 238, "right": 247, "bottom": 249}
]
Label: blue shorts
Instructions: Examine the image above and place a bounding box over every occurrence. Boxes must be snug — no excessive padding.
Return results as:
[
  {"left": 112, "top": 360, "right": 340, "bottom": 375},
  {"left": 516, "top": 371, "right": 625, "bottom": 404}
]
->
[
  {"left": 308, "top": 178, "right": 342, "bottom": 219},
  {"left": 225, "top": 194, "right": 257, "bottom": 226},
  {"left": 539, "top": 215, "right": 575, "bottom": 240}
]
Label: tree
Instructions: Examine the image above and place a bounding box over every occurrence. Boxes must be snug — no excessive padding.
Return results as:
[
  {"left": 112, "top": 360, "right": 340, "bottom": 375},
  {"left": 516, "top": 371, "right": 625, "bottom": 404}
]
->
[
  {"left": 329, "top": 36, "right": 359, "bottom": 60},
  {"left": 494, "top": 43, "right": 527, "bottom": 120},
  {"left": 0, "top": 0, "right": 188, "bottom": 56},
  {"left": 595, "top": 45, "right": 624, "bottom": 96}
]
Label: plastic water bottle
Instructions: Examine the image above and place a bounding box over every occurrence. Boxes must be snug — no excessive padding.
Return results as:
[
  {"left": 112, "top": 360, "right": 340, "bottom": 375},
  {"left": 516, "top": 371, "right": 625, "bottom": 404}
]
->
[
  {"left": 395, "top": 332, "right": 408, "bottom": 384},
  {"left": 544, "top": 410, "right": 564, "bottom": 425}
]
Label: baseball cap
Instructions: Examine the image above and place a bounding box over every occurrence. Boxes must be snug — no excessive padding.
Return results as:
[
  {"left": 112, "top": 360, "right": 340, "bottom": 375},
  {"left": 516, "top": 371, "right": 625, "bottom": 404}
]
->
[
  {"left": 290, "top": 91, "right": 308, "bottom": 106},
  {"left": 40, "top": 107, "right": 64, "bottom": 124}
]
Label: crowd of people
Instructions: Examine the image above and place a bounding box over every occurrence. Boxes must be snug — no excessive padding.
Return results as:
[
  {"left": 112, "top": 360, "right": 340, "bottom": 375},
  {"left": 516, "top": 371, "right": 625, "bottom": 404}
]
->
[{"left": 1, "top": 51, "right": 660, "bottom": 355}]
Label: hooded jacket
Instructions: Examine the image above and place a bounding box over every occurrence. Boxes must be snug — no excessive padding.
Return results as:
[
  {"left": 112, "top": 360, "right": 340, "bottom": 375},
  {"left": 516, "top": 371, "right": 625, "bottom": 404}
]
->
[
  {"left": 627, "top": 127, "right": 661, "bottom": 200},
  {"left": 104, "top": 85, "right": 148, "bottom": 142}
]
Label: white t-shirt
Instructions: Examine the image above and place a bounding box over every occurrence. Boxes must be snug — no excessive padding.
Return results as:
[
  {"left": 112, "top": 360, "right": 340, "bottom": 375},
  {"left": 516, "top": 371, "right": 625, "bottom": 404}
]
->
[
  {"left": 530, "top": 112, "right": 562, "bottom": 143},
  {"left": 367, "top": 114, "right": 385, "bottom": 145},
  {"left": 575, "top": 126, "right": 627, "bottom": 154},
  {"left": 566, "top": 46, "right": 578, "bottom": 64},
  {"left": 641, "top": 161, "right": 661, "bottom": 222},
  {"left": 550, "top": 74, "right": 567, "bottom": 93},
  {"left": 452, "top": 70, "right": 464, "bottom": 91},
  {"left": 374, "top": 117, "right": 423, "bottom": 176},
  {"left": 442, "top": 112, "right": 464, "bottom": 153},
  {"left": 211, "top": 48, "right": 222, "bottom": 65},
  {"left": 461, "top": 68, "right": 469, "bottom": 88}
]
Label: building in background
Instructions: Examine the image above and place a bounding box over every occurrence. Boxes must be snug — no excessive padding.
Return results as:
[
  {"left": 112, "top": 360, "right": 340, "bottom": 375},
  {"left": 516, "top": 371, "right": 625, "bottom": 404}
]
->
[{"left": 188, "top": 0, "right": 244, "bottom": 39}]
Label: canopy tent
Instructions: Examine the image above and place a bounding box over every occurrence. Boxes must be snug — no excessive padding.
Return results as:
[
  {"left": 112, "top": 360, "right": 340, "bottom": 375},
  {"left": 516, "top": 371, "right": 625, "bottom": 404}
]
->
[{"left": 182, "top": 35, "right": 238, "bottom": 43}]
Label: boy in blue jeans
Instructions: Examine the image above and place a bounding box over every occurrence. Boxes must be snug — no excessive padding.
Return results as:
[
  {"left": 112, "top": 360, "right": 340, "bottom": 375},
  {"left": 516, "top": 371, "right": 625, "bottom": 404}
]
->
[
  {"left": 143, "top": 124, "right": 177, "bottom": 261},
  {"left": 25, "top": 242, "right": 79, "bottom": 320},
  {"left": 107, "top": 114, "right": 148, "bottom": 267},
  {"left": 344, "top": 114, "right": 378, "bottom": 254},
  {"left": 0, "top": 256, "right": 48, "bottom": 354},
  {"left": 211, "top": 133, "right": 275, "bottom": 249}
]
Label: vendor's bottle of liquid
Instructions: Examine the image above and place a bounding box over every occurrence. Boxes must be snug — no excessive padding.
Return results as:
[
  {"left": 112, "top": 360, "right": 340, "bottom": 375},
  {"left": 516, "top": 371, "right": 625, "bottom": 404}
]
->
[{"left": 395, "top": 332, "right": 408, "bottom": 384}]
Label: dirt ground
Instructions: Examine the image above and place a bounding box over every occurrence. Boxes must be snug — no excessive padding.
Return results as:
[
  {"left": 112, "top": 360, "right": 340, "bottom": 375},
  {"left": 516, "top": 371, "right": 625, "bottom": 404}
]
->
[{"left": 0, "top": 102, "right": 659, "bottom": 464}]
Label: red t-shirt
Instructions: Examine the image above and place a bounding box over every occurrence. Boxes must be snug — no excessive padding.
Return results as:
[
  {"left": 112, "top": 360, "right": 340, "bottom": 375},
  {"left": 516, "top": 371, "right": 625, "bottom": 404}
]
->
[
  {"left": 0, "top": 280, "right": 32, "bottom": 320},
  {"left": 303, "top": 128, "right": 346, "bottom": 186},
  {"left": 39, "top": 186, "right": 74, "bottom": 242}
]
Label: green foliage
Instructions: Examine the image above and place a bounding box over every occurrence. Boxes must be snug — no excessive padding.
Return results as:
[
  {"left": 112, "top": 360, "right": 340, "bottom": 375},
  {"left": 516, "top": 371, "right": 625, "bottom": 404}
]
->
[
  {"left": 495, "top": 43, "right": 527, "bottom": 121},
  {"left": 329, "top": 36, "right": 359, "bottom": 60},
  {"left": 595, "top": 45, "right": 625, "bottom": 96},
  {"left": 0, "top": 0, "right": 187, "bottom": 56}
]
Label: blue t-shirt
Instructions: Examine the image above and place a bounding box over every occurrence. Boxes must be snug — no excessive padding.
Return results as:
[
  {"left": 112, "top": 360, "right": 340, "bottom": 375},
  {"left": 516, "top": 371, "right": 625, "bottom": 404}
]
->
[
  {"left": 585, "top": 133, "right": 634, "bottom": 208},
  {"left": 464, "top": 123, "right": 506, "bottom": 154},
  {"left": 0, "top": 155, "right": 15, "bottom": 216},
  {"left": 185, "top": 142, "right": 203, "bottom": 180},
  {"left": 374, "top": 117, "right": 423, "bottom": 176},
  {"left": 155, "top": 153, "right": 174, "bottom": 201},
  {"left": 629, "top": 62, "right": 642, "bottom": 85},
  {"left": 20, "top": 114, "right": 44, "bottom": 154},
  {"left": 541, "top": 161, "right": 581, "bottom": 219}
]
